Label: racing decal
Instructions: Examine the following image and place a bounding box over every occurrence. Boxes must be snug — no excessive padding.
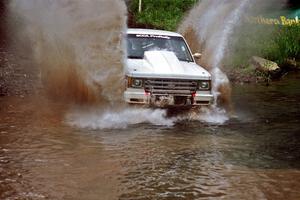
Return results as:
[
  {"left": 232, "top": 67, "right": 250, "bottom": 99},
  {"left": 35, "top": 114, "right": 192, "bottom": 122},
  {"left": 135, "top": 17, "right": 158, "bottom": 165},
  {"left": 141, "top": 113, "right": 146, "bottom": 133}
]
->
[{"left": 135, "top": 34, "right": 171, "bottom": 39}]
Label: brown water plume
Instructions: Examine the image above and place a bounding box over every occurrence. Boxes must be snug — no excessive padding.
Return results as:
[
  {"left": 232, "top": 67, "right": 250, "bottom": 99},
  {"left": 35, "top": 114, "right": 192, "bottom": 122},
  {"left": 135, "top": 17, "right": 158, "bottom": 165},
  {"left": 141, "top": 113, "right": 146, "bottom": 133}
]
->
[
  {"left": 178, "top": 0, "right": 253, "bottom": 111},
  {"left": 9, "top": 0, "right": 127, "bottom": 105},
  {"left": 179, "top": 1, "right": 239, "bottom": 69}
]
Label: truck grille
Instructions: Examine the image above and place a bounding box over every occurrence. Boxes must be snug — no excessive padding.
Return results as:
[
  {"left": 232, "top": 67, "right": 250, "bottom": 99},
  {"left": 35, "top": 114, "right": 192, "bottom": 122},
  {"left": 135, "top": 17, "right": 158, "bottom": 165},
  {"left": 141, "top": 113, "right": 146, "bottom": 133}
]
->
[{"left": 144, "top": 79, "right": 197, "bottom": 95}]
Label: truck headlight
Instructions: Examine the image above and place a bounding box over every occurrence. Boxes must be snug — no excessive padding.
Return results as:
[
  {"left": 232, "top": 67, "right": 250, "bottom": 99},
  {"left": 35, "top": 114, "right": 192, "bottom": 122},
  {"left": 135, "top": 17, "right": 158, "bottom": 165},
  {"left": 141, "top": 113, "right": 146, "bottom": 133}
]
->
[
  {"left": 132, "top": 79, "right": 143, "bottom": 87},
  {"left": 198, "top": 81, "right": 210, "bottom": 90},
  {"left": 128, "top": 77, "right": 143, "bottom": 88}
]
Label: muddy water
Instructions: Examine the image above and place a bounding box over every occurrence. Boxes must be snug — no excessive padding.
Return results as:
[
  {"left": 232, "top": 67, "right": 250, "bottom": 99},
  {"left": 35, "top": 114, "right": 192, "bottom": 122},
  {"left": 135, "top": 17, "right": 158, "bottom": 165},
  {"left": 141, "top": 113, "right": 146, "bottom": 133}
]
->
[{"left": 0, "top": 73, "right": 299, "bottom": 200}]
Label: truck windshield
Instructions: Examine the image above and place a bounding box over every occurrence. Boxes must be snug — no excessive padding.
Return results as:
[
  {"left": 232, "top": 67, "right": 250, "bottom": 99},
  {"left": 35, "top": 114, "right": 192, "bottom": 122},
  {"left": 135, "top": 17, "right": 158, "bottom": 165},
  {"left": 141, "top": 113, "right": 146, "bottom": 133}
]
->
[{"left": 127, "top": 34, "right": 194, "bottom": 62}]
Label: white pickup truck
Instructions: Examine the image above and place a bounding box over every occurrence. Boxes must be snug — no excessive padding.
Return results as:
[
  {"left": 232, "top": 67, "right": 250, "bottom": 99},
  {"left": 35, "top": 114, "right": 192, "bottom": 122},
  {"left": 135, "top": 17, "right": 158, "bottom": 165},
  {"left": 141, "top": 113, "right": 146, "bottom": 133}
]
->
[{"left": 124, "top": 28, "right": 213, "bottom": 107}]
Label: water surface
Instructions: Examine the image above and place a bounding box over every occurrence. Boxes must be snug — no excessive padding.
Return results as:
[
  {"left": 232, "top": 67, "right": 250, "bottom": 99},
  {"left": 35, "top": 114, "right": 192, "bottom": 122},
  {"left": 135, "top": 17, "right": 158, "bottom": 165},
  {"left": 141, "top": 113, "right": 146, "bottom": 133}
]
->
[{"left": 1, "top": 73, "right": 300, "bottom": 200}]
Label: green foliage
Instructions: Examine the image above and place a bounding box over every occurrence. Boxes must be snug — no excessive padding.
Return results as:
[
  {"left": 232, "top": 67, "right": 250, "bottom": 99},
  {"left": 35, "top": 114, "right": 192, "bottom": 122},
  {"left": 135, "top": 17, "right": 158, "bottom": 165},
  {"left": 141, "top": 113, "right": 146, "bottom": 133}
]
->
[
  {"left": 129, "top": 0, "right": 199, "bottom": 31},
  {"left": 266, "top": 25, "right": 300, "bottom": 64},
  {"left": 228, "top": 23, "right": 300, "bottom": 68}
]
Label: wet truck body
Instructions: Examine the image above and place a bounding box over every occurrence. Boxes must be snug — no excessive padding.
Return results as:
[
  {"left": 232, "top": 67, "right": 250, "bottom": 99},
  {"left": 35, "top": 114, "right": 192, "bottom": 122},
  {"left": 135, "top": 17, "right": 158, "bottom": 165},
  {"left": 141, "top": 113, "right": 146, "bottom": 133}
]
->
[{"left": 124, "top": 28, "right": 213, "bottom": 107}]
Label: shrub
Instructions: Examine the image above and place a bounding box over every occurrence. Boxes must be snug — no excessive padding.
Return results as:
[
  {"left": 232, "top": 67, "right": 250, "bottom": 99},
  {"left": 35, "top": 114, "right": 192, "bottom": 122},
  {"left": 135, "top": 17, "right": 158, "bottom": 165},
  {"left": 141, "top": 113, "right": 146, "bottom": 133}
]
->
[
  {"left": 267, "top": 24, "right": 300, "bottom": 64},
  {"left": 129, "top": 0, "right": 198, "bottom": 31},
  {"left": 228, "top": 23, "right": 300, "bottom": 68}
]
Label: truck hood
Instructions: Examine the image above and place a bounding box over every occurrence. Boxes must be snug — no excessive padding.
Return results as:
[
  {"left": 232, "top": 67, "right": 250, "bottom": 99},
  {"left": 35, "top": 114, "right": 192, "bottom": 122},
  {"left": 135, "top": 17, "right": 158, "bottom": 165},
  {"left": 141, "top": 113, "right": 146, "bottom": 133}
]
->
[{"left": 126, "top": 51, "right": 211, "bottom": 80}]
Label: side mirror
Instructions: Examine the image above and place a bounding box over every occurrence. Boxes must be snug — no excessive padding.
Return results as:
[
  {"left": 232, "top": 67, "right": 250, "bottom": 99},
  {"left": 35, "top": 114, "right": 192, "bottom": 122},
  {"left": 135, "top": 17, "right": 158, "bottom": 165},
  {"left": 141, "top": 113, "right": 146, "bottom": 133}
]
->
[{"left": 193, "top": 52, "right": 202, "bottom": 59}]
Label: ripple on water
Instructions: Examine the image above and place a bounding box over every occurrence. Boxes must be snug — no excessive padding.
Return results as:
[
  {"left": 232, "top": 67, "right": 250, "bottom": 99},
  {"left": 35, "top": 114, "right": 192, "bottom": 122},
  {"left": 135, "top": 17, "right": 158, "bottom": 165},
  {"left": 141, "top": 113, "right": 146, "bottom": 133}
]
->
[{"left": 119, "top": 147, "right": 230, "bottom": 199}]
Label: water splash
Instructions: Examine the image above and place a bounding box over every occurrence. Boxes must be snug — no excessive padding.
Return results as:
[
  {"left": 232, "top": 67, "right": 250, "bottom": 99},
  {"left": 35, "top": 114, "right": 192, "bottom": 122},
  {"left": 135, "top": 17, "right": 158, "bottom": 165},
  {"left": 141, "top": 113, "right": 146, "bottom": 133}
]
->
[
  {"left": 8, "top": 0, "right": 239, "bottom": 129},
  {"left": 66, "top": 108, "right": 175, "bottom": 129},
  {"left": 9, "top": 0, "right": 127, "bottom": 104},
  {"left": 210, "top": 0, "right": 251, "bottom": 102},
  {"left": 179, "top": 0, "right": 252, "bottom": 107},
  {"left": 66, "top": 106, "right": 230, "bottom": 129},
  {"left": 175, "top": 0, "right": 253, "bottom": 124}
]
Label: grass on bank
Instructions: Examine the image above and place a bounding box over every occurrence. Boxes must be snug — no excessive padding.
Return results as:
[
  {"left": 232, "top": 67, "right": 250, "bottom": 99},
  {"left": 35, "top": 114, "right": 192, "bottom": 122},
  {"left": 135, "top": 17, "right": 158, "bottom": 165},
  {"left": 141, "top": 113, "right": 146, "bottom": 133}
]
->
[
  {"left": 129, "top": 0, "right": 198, "bottom": 31},
  {"left": 229, "top": 24, "right": 300, "bottom": 69},
  {"left": 266, "top": 24, "right": 300, "bottom": 64}
]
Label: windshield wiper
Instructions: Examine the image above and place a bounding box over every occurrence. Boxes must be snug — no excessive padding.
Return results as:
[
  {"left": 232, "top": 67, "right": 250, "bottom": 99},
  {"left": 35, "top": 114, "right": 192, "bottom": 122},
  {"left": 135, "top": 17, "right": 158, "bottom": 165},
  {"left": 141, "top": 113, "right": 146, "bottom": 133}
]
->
[
  {"left": 128, "top": 56, "right": 143, "bottom": 59},
  {"left": 179, "top": 59, "right": 192, "bottom": 63}
]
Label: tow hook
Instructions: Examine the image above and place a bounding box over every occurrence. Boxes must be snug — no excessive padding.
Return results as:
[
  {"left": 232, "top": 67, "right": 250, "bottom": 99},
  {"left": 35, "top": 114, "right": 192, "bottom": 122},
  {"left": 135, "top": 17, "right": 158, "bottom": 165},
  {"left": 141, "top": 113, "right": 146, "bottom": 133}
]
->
[{"left": 186, "top": 98, "right": 192, "bottom": 105}]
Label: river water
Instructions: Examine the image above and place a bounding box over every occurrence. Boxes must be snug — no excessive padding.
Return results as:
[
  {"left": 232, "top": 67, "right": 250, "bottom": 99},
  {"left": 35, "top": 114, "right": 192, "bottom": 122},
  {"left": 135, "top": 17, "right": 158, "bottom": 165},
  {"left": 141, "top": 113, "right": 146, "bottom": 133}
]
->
[{"left": 0, "top": 73, "right": 299, "bottom": 200}]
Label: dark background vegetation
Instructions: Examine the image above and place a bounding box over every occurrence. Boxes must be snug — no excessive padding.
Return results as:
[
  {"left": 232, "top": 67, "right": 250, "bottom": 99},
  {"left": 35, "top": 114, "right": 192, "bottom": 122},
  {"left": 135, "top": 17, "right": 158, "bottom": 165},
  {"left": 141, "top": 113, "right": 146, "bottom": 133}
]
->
[
  {"left": 0, "top": 0, "right": 7, "bottom": 46},
  {"left": 128, "top": 0, "right": 300, "bottom": 31},
  {"left": 128, "top": 0, "right": 198, "bottom": 31},
  {"left": 287, "top": 0, "right": 300, "bottom": 8}
]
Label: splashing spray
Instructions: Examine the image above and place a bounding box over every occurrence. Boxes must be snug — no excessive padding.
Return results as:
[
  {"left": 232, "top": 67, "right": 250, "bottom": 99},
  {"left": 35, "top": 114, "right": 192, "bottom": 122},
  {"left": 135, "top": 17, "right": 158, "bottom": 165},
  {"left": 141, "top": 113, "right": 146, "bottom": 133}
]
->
[
  {"left": 67, "top": 107, "right": 175, "bottom": 129},
  {"left": 9, "top": 0, "right": 127, "bottom": 104},
  {"left": 8, "top": 0, "right": 175, "bottom": 129},
  {"left": 8, "top": 0, "right": 255, "bottom": 129},
  {"left": 210, "top": 0, "right": 251, "bottom": 104},
  {"left": 178, "top": 0, "right": 252, "bottom": 121}
]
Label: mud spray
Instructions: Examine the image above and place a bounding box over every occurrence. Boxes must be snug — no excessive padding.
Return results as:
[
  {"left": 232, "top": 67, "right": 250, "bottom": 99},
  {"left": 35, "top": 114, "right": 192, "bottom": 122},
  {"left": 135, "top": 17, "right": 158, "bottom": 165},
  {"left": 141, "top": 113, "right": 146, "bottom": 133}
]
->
[
  {"left": 8, "top": 0, "right": 256, "bottom": 129},
  {"left": 178, "top": 0, "right": 254, "bottom": 120},
  {"left": 9, "top": 0, "right": 127, "bottom": 104},
  {"left": 8, "top": 0, "right": 172, "bottom": 129}
]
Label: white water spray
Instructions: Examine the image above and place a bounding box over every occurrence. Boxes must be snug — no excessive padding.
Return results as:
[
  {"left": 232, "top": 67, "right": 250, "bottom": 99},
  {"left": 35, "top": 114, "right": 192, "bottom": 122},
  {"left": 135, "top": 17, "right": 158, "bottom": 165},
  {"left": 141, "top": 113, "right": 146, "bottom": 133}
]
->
[
  {"left": 66, "top": 106, "right": 230, "bottom": 129},
  {"left": 210, "top": 0, "right": 251, "bottom": 102},
  {"left": 67, "top": 108, "right": 175, "bottom": 129},
  {"left": 178, "top": 0, "right": 252, "bottom": 122},
  {"left": 179, "top": 0, "right": 251, "bottom": 103}
]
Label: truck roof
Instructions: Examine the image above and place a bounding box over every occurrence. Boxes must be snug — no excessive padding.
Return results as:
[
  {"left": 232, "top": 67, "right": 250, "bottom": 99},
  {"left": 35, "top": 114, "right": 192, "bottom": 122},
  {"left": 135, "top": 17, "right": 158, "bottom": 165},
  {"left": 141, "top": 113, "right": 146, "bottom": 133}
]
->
[{"left": 127, "top": 28, "right": 183, "bottom": 37}]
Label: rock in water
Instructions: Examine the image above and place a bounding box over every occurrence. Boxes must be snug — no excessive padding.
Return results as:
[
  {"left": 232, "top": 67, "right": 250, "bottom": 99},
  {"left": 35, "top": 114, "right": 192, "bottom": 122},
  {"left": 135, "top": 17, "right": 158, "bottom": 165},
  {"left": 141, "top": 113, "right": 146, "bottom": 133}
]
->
[{"left": 251, "top": 56, "right": 280, "bottom": 73}]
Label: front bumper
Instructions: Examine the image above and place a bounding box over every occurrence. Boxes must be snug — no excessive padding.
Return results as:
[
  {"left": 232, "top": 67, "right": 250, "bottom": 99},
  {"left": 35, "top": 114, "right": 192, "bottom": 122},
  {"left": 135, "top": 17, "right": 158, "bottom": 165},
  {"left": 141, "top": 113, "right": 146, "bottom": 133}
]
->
[{"left": 124, "top": 88, "right": 213, "bottom": 106}]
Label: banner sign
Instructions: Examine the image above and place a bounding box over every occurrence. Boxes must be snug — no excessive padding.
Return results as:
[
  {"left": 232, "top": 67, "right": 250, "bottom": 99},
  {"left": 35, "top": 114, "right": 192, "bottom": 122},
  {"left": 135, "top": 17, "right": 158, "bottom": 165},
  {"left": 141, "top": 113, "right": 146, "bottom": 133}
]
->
[
  {"left": 248, "top": 15, "right": 299, "bottom": 26},
  {"left": 247, "top": 9, "right": 300, "bottom": 26}
]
